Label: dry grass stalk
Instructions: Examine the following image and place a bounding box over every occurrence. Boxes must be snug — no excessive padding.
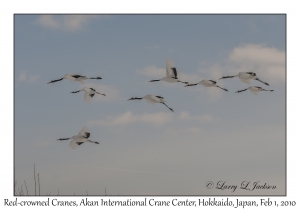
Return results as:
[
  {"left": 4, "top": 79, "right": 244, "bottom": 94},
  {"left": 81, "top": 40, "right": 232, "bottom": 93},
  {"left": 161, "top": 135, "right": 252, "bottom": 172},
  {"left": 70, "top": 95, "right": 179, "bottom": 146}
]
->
[
  {"left": 24, "top": 180, "right": 28, "bottom": 195},
  {"left": 38, "top": 173, "right": 40, "bottom": 196},
  {"left": 34, "top": 163, "right": 36, "bottom": 196}
]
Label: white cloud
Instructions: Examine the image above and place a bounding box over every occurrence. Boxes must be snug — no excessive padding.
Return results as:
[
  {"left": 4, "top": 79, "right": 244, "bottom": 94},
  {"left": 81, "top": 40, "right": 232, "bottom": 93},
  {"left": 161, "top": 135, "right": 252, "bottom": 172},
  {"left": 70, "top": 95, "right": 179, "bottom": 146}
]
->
[
  {"left": 181, "top": 127, "right": 202, "bottom": 133},
  {"left": 36, "top": 15, "right": 103, "bottom": 32},
  {"left": 18, "top": 71, "right": 39, "bottom": 83},
  {"left": 136, "top": 65, "right": 165, "bottom": 78},
  {"left": 33, "top": 137, "right": 53, "bottom": 148},
  {"left": 29, "top": 75, "right": 39, "bottom": 83},
  {"left": 195, "top": 44, "right": 285, "bottom": 85},
  {"left": 164, "top": 126, "right": 202, "bottom": 135},
  {"left": 146, "top": 45, "right": 160, "bottom": 50},
  {"left": 183, "top": 81, "right": 225, "bottom": 102},
  {"left": 186, "top": 44, "right": 285, "bottom": 100},
  {"left": 178, "top": 111, "right": 215, "bottom": 122},
  {"left": 36, "top": 15, "right": 59, "bottom": 29},
  {"left": 177, "top": 72, "right": 202, "bottom": 84},
  {"left": 83, "top": 83, "right": 120, "bottom": 102},
  {"left": 194, "top": 63, "right": 226, "bottom": 101},
  {"left": 88, "top": 111, "right": 173, "bottom": 126},
  {"left": 18, "top": 72, "right": 26, "bottom": 81},
  {"left": 203, "top": 86, "right": 223, "bottom": 101},
  {"left": 227, "top": 44, "right": 285, "bottom": 83},
  {"left": 229, "top": 44, "right": 284, "bottom": 65},
  {"left": 200, "top": 63, "right": 223, "bottom": 79}
]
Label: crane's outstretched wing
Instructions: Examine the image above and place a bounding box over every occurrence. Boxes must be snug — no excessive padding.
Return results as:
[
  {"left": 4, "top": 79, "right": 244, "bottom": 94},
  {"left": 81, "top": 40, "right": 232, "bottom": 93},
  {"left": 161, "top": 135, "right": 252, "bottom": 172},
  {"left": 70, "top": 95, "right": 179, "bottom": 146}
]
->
[
  {"left": 239, "top": 72, "right": 251, "bottom": 80},
  {"left": 67, "top": 74, "right": 85, "bottom": 84},
  {"left": 150, "top": 95, "right": 165, "bottom": 103},
  {"left": 155, "top": 96, "right": 164, "bottom": 99},
  {"left": 140, "top": 95, "right": 155, "bottom": 104},
  {"left": 64, "top": 74, "right": 77, "bottom": 81},
  {"left": 84, "top": 92, "right": 92, "bottom": 103},
  {"left": 78, "top": 127, "right": 90, "bottom": 138},
  {"left": 166, "top": 58, "right": 175, "bottom": 78},
  {"left": 69, "top": 139, "right": 84, "bottom": 150},
  {"left": 236, "top": 72, "right": 251, "bottom": 84},
  {"left": 82, "top": 87, "right": 90, "bottom": 92},
  {"left": 171, "top": 68, "right": 177, "bottom": 78},
  {"left": 145, "top": 98, "right": 156, "bottom": 104}
]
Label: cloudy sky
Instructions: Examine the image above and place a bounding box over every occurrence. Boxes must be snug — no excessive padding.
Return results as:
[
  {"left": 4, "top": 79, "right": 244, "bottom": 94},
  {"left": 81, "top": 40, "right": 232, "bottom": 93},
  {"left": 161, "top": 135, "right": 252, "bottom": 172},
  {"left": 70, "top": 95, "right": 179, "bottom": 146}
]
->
[{"left": 14, "top": 14, "right": 285, "bottom": 195}]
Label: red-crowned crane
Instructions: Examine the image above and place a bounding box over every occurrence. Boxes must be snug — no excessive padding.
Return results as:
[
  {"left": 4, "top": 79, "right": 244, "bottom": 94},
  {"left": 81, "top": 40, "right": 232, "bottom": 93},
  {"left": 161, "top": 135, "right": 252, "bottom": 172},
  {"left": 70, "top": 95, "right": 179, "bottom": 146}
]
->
[
  {"left": 57, "top": 127, "right": 99, "bottom": 150},
  {"left": 219, "top": 72, "right": 269, "bottom": 86},
  {"left": 70, "top": 87, "right": 106, "bottom": 103},
  {"left": 149, "top": 58, "right": 188, "bottom": 84},
  {"left": 48, "top": 74, "right": 102, "bottom": 84},
  {"left": 235, "top": 86, "right": 274, "bottom": 95},
  {"left": 128, "top": 94, "right": 174, "bottom": 112},
  {"left": 185, "top": 79, "right": 228, "bottom": 91}
]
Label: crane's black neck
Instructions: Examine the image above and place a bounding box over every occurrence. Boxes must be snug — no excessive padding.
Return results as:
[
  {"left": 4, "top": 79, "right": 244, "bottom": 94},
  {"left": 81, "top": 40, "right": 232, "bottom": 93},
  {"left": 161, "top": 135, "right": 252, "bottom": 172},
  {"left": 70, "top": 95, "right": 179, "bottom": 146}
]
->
[
  {"left": 47, "top": 78, "right": 64, "bottom": 84},
  {"left": 185, "top": 83, "right": 198, "bottom": 87},
  {"left": 70, "top": 90, "right": 81, "bottom": 93},
  {"left": 57, "top": 138, "right": 70, "bottom": 141},
  {"left": 219, "top": 76, "right": 234, "bottom": 79},
  {"left": 89, "top": 77, "right": 102, "bottom": 80}
]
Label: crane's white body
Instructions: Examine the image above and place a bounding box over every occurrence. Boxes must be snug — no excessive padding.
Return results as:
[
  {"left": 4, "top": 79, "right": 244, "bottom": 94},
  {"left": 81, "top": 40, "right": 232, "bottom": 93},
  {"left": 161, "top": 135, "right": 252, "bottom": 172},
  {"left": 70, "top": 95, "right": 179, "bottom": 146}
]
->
[
  {"left": 142, "top": 94, "right": 166, "bottom": 104},
  {"left": 248, "top": 86, "right": 262, "bottom": 95},
  {"left": 161, "top": 77, "right": 178, "bottom": 83},
  {"left": 69, "top": 137, "right": 97, "bottom": 150},
  {"left": 198, "top": 80, "right": 219, "bottom": 87},
  {"left": 185, "top": 80, "right": 228, "bottom": 91},
  {"left": 64, "top": 74, "right": 87, "bottom": 84},
  {"left": 234, "top": 72, "right": 258, "bottom": 84}
]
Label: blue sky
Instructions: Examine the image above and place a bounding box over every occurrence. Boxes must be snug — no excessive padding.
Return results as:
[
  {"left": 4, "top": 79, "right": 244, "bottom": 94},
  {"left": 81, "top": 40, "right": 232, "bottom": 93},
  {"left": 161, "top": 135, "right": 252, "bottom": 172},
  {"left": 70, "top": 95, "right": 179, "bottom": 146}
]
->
[{"left": 14, "top": 14, "right": 285, "bottom": 195}]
